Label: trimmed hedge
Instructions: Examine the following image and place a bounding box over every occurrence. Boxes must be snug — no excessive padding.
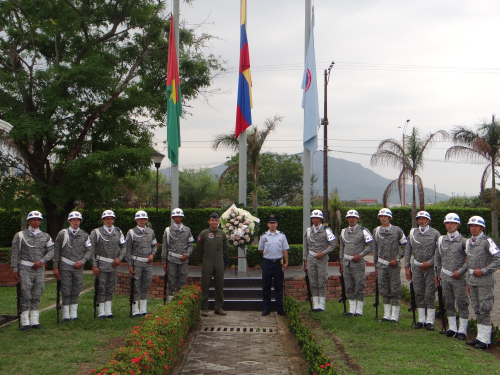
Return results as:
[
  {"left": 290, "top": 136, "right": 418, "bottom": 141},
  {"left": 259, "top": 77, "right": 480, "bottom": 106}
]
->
[
  {"left": 284, "top": 294, "right": 336, "bottom": 374},
  {"left": 89, "top": 284, "right": 201, "bottom": 375}
]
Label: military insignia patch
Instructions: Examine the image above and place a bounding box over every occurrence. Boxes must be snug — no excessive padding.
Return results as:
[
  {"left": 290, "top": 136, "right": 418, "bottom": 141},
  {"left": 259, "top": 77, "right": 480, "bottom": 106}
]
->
[
  {"left": 208, "top": 233, "right": 214, "bottom": 239},
  {"left": 197, "top": 235, "right": 201, "bottom": 242}
]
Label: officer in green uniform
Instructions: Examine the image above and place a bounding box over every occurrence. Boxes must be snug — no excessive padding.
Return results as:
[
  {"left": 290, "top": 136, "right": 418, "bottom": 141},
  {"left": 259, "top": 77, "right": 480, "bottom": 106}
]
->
[{"left": 197, "top": 212, "right": 228, "bottom": 317}]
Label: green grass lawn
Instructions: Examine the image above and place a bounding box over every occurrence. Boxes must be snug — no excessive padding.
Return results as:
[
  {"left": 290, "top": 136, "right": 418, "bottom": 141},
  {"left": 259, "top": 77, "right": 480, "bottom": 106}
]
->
[
  {"left": 0, "top": 275, "right": 95, "bottom": 314},
  {"left": 0, "top": 279, "right": 166, "bottom": 375},
  {"left": 301, "top": 296, "right": 500, "bottom": 375}
]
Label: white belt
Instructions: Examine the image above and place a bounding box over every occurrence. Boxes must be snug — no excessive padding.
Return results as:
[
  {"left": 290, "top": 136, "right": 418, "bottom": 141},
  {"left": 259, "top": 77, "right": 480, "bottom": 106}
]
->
[
  {"left": 168, "top": 251, "right": 184, "bottom": 259},
  {"left": 131, "top": 255, "right": 149, "bottom": 263},
  {"left": 413, "top": 259, "right": 428, "bottom": 267},
  {"left": 95, "top": 255, "right": 114, "bottom": 263},
  {"left": 20, "top": 260, "right": 35, "bottom": 267},
  {"left": 441, "top": 268, "right": 454, "bottom": 277},
  {"left": 378, "top": 258, "right": 390, "bottom": 266},
  {"left": 468, "top": 269, "right": 475, "bottom": 275},
  {"left": 344, "top": 254, "right": 354, "bottom": 260},
  {"left": 309, "top": 250, "right": 318, "bottom": 256},
  {"left": 61, "top": 257, "right": 76, "bottom": 266}
]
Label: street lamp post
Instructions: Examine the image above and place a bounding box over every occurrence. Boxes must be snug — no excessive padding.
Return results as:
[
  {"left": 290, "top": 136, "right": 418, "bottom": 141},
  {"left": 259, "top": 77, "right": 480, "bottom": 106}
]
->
[
  {"left": 398, "top": 119, "right": 410, "bottom": 206},
  {"left": 322, "top": 61, "right": 335, "bottom": 224},
  {"left": 151, "top": 152, "right": 165, "bottom": 235}
]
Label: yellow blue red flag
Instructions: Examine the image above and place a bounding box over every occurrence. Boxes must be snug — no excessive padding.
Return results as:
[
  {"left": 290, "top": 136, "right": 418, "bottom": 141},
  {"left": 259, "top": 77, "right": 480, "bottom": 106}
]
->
[{"left": 235, "top": 0, "right": 252, "bottom": 139}]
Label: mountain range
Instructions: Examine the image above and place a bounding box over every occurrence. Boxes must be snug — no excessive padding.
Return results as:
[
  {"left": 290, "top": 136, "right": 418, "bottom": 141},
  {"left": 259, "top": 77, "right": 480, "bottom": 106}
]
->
[{"left": 160, "top": 152, "right": 450, "bottom": 204}]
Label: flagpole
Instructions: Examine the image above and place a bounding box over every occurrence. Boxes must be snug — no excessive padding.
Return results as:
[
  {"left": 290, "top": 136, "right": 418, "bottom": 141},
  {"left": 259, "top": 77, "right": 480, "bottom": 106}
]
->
[
  {"left": 238, "top": 0, "right": 248, "bottom": 274},
  {"left": 171, "top": 0, "right": 180, "bottom": 225},
  {"left": 303, "top": 0, "right": 312, "bottom": 236}
]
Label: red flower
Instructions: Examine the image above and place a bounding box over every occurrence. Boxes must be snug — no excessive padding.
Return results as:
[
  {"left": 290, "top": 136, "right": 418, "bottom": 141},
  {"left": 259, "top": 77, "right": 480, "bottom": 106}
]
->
[
  {"left": 167, "top": 348, "right": 171, "bottom": 352},
  {"left": 327, "top": 363, "right": 331, "bottom": 367},
  {"left": 165, "top": 366, "right": 168, "bottom": 370},
  {"left": 172, "top": 329, "right": 175, "bottom": 333},
  {"left": 131, "top": 358, "right": 141, "bottom": 363},
  {"left": 179, "top": 301, "right": 183, "bottom": 305},
  {"left": 148, "top": 340, "right": 152, "bottom": 345},
  {"left": 151, "top": 332, "right": 155, "bottom": 335},
  {"left": 320, "top": 365, "right": 325, "bottom": 369},
  {"left": 290, "top": 321, "right": 293, "bottom": 324}
]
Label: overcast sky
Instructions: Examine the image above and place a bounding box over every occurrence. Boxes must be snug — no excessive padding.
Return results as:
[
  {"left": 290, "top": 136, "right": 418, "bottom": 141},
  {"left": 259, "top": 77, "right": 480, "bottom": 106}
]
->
[{"left": 153, "top": 0, "right": 500, "bottom": 198}]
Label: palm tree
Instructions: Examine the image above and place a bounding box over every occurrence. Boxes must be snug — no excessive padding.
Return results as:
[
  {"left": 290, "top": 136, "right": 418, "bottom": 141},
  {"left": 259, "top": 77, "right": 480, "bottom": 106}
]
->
[
  {"left": 445, "top": 115, "right": 500, "bottom": 235},
  {"left": 371, "top": 127, "right": 447, "bottom": 228},
  {"left": 212, "top": 115, "right": 283, "bottom": 211}
]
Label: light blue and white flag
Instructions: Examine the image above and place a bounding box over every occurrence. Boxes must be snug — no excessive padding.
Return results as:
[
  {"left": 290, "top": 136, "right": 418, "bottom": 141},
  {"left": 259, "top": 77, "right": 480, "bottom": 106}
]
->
[{"left": 301, "top": 7, "right": 319, "bottom": 153}]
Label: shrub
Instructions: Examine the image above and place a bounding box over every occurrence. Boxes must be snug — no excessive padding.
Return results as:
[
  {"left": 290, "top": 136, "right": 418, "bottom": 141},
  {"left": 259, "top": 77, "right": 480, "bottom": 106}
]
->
[
  {"left": 88, "top": 284, "right": 201, "bottom": 375},
  {"left": 0, "top": 248, "right": 11, "bottom": 264},
  {"left": 284, "top": 295, "right": 336, "bottom": 375}
]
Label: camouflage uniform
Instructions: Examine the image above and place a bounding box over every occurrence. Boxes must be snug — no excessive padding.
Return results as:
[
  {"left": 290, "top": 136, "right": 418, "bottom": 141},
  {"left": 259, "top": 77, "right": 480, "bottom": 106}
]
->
[
  {"left": 339, "top": 225, "right": 373, "bottom": 315},
  {"left": 405, "top": 227, "right": 440, "bottom": 326},
  {"left": 161, "top": 224, "right": 194, "bottom": 298},
  {"left": 372, "top": 225, "right": 407, "bottom": 321},
  {"left": 465, "top": 233, "right": 500, "bottom": 345},
  {"left": 435, "top": 232, "right": 468, "bottom": 336},
  {"left": 53, "top": 228, "right": 92, "bottom": 319},
  {"left": 197, "top": 227, "right": 228, "bottom": 312},
  {"left": 303, "top": 225, "right": 335, "bottom": 299},
  {"left": 11, "top": 227, "right": 54, "bottom": 327},
  {"left": 90, "top": 225, "right": 126, "bottom": 317},
  {"left": 126, "top": 227, "right": 157, "bottom": 315}
]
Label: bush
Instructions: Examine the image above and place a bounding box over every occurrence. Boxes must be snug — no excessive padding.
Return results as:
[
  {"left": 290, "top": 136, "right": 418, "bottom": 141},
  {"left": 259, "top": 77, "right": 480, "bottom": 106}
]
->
[
  {"left": 89, "top": 284, "right": 201, "bottom": 375},
  {"left": 0, "top": 247, "right": 11, "bottom": 264},
  {"left": 284, "top": 295, "right": 336, "bottom": 374}
]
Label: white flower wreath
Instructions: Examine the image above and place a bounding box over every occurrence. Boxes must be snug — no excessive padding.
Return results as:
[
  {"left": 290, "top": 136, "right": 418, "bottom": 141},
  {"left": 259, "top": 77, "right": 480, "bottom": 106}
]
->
[{"left": 220, "top": 203, "right": 260, "bottom": 247}]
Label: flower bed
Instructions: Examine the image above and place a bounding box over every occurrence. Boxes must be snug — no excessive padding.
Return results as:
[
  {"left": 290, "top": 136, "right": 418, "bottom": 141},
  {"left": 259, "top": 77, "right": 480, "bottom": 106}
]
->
[
  {"left": 284, "top": 295, "right": 336, "bottom": 375},
  {"left": 88, "top": 284, "right": 201, "bottom": 375}
]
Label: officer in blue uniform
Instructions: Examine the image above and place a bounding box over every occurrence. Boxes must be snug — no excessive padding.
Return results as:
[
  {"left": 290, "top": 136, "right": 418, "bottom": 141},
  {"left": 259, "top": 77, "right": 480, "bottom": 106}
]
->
[{"left": 258, "top": 214, "right": 289, "bottom": 316}]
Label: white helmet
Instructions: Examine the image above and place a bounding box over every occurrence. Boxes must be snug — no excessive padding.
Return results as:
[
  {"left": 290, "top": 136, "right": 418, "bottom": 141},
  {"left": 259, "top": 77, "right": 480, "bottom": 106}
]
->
[
  {"left": 444, "top": 213, "right": 460, "bottom": 224},
  {"left": 310, "top": 210, "right": 324, "bottom": 219},
  {"left": 378, "top": 208, "right": 393, "bottom": 218},
  {"left": 416, "top": 211, "right": 431, "bottom": 221},
  {"left": 171, "top": 208, "right": 184, "bottom": 217},
  {"left": 101, "top": 210, "right": 115, "bottom": 219},
  {"left": 135, "top": 210, "right": 148, "bottom": 220},
  {"left": 346, "top": 210, "right": 360, "bottom": 219},
  {"left": 468, "top": 216, "right": 486, "bottom": 228},
  {"left": 68, "top": 211, "right": 83, "bottom": 221},
  {"left": 27, "top": 211, "right": 43, "bottom": 220}
]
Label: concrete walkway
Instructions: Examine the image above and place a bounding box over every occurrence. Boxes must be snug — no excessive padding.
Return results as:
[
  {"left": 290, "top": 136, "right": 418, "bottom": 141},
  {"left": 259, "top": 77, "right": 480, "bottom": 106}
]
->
[{"left": 179, "top": 311, "right": 291, "bottom": 375}]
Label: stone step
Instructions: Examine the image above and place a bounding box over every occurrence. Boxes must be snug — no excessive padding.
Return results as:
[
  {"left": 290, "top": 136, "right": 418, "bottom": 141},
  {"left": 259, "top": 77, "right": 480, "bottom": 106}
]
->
[
  {"left": 208, "top": 287, "right": 274, "bottom": 299},
  {"left": 208, "top": 299, "right": 276, "bottom": 311},
  {"left": 211, "top": 277, "right": 263, "bottom": 288}
]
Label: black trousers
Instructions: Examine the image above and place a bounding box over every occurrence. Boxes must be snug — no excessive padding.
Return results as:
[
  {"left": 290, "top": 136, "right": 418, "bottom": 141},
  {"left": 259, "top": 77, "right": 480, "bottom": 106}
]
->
[{"left": 262, "top": 259, "right": 284, "bottom": 314}]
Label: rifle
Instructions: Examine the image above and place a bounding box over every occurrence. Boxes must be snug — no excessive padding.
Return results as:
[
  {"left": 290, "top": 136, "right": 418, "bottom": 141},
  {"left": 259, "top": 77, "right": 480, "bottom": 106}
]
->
[
  {"left": 304, "top": 269, "right": 313, "bottom": 312},
  {"left": 16, "top": 280, "right": 22, "bottom": 330},
  {"left": 373, "top": 277, "right": 379, "bottom": 320},
  {"left": 56, "top": 261, "right": 61, "bottom": 324},
  {"left": 93, "top": 277, "right": 99, "bottom": 319},
  {"left": 129, "top": 259, "right": 135, "bottom": 317},
  {"left": 163, "top": 267, "right": 168, "bottom": 305},
  {"left": 408, "top": 273, "right": 417, "bottom": 327},
  {"left": 435, "top": 266, "right": 446, "bottom": 333},
  {"left": 339, "top": 265, "right": 348, "bottom": 317}
]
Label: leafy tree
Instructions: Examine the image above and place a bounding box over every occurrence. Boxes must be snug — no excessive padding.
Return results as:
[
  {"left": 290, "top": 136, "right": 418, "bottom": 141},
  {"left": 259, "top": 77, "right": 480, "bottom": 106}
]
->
[
  {"left": 371, "top": 127, "right": 447, "bottom": 228},
  {"left": 446, "top": 116, "right": 500, "bottom": 235},
  {"left": 179, "top": 168, "right": 219, "bottom": 208},
  {"left": 434, "top": 194, "right": 482, "bottom": 208},
  {"left": 113, "top": 170, "right": 171, "bottom": 209},
  {"left": 212, "top": 115, "right": 283, "bottom": 211},
  {"left": 0, "top": 0, "right": 221, "bottom": 238}
]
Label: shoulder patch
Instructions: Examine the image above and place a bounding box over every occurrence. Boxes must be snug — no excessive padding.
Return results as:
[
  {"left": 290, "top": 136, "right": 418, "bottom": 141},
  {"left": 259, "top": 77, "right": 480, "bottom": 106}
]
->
[
  {"left": 399, "top": 231, "right": 408, "bottom": 245},
  {"left": 487, "top": 238, "right": 500, "bottom": 255},
  {"left": 197, "top": 235, "right": 202, "bottom": 242},
  {"left": 325, "top": 228, "right": 335, "bottom": 241},
  {"left": 362, "top": 228, "right": 373, "bottom": 243}
]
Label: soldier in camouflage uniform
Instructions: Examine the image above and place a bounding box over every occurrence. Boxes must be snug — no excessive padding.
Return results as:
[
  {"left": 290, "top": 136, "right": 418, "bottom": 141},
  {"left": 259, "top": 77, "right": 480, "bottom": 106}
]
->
[
  {"left": 197, "top": 212, "right": 228, "bottom": 316},
  {"left": 372, "top": 208, "right": 407, "bottom": 323},
  {"left": 11, "top": 211, "right": 54, "bottom": 331},
  {"left": 404, "top": 211, "right": 441, "bottom": 330},
  {"left": 126, "top": 210, "right": 157, "bottom": 317},
  {"left": 90, "top": 210, "right": 126, "bottom": 318},
  {"left": 464, "top": 216, "right": 500, "bottom": 350},
  {"left": 434, "top": 213, "right": 469, "bottom": 340},
  {"left": 303, "top": 210, "right": 335, "bottom": 312},
  {"left": 162, "top": 208, "right": 194, "bottom": 302},
  {"left": 53, "top": 211, "right": 92, "bottom": 322},
  {"left": 339, "top": 209, "right": 373, "bottom": 317}
]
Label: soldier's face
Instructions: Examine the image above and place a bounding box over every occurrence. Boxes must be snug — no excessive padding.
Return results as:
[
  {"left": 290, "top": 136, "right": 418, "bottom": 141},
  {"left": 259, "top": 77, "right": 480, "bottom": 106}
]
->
[
  {"left": 267, "top": 222, "right": 278, "bottom": 231},
  {"left": 469, "top": 224, "right": 483, "bottom": 237},
  {"left": 102, "top": 217, "right": 115, "bottom": 227},
  {"left": 173, "top": 216, "right": 183, "bottom": 225},
  {"left": 417, "top": 217, "right": 429, "bottom": 227},
  {"left": 445, "top": 222, "right": 458, "bottom": 233},
  {"left": 136, "top": 218, "right": 148, "bottom": 228},
  {"left": 208, "top": 217, "right": 220, "bottom": 230},
  {"left": 311, "top": 218, "right": 322, "bottom": 226},
  {"left": 68, "top": 218, "right": 81, "bottom": 230},
  {"left": 379, "top": 215, "right": 391, "bottom": 225},
  {"left": 347, "top": 217, "right": 357, "bottom": 226},
  {"left": 28, "top": 218, "right": 42, "bottom": 229}
]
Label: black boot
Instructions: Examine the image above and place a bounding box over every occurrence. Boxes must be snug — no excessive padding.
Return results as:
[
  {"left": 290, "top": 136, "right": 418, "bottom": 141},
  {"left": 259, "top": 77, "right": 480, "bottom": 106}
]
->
[
  {"left": 414, "top": 322, "right": 424, "bottom": 329},
  {"left": 475, "top": 342, "right": 490, "bottom": 350},
  {"left": 466, "top": 338, "right": 480, "bottom": 346}
]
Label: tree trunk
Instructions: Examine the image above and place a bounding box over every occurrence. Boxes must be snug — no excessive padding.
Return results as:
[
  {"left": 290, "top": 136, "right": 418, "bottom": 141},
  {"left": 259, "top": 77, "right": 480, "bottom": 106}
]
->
[
  {"left": 42, "top": 198, "right": 67, "bottom": 240},
  {"left": 492, "top": 160, "right": 498, "bottom": 236},
  {"left": 252, "top": 189, "right": 257, "bottom": 212},
  {"left": 411, "top": 176, "right": 417, "bottom": 228}
]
